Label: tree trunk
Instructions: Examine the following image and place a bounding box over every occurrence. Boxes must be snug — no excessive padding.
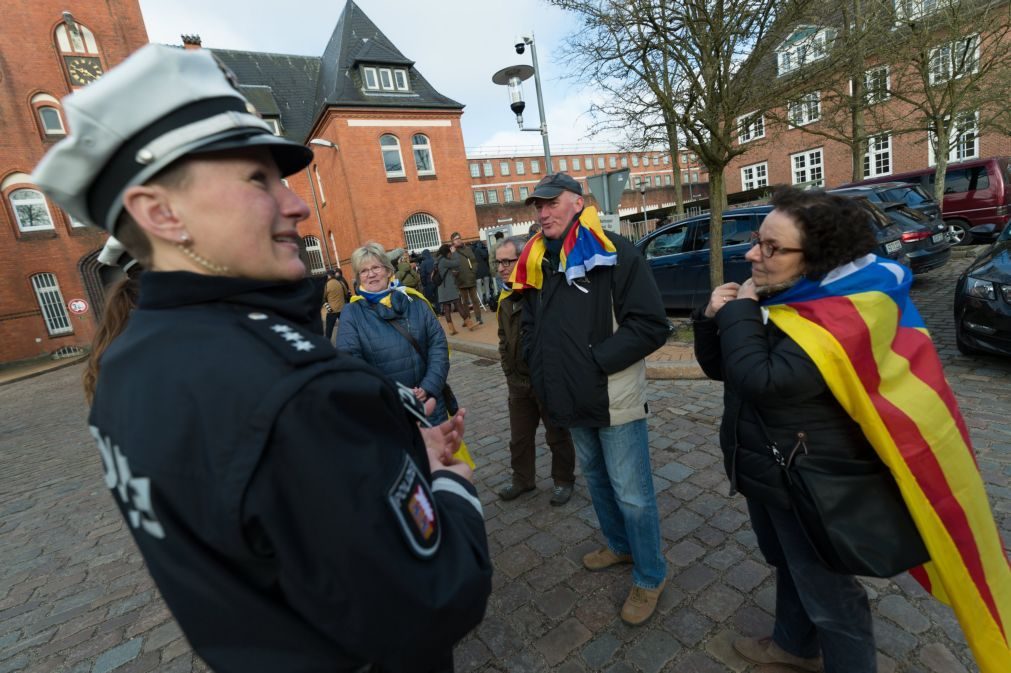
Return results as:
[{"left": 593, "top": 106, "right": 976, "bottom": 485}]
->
[
  {"left": 664, "top": 113, "right": 686, "bottom": 216},
  {"left": 708, "top": 169, "right": 727, "bottom": 290},
  {"left": 932, "top": 119, "right": 949, "bottom": 203}
]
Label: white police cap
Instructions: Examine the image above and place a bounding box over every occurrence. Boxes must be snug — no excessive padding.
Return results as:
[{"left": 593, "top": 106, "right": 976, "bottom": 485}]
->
[{"left": 33, "top": 44, "right": 312, "bottom": 234}]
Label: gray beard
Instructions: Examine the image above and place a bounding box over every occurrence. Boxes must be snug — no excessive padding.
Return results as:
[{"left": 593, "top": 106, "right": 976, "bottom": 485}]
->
[{"left": 755, "top": 276, "right": 803, "bottom": 298}]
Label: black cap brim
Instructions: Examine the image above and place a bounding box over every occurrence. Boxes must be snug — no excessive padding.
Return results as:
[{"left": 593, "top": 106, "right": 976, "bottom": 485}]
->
[
  {"left": 190, "top": 132, "right": 314, "bottom": 177},
  {"left": 524, "top": 186, "right": 566, "bottom": 205}
]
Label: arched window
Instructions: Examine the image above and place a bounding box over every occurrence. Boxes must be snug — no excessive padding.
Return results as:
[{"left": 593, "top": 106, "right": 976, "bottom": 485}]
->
[
  {"left": 412, "top": 134, "right": 434, "bottom": 176},
  {"left": 10, "top": 188, "right": 55, "bottom": 231},
  {"left": 303, "top": 236, "right": 326, "bottom": 275},
  {"left": 30, "top": 93, "right": 66, "bottom": 139},
  {"left": 31, "top": 273, "right": 73, "bottom": 335},
  {"left": 55, "top": 21, "right": 104, "bottom": 88},
  {"left": 380, "top": 134, "right": 405, "bottom": 178},
  {"left": 403, "top": 213, "right": 441, "bottom": 252}
]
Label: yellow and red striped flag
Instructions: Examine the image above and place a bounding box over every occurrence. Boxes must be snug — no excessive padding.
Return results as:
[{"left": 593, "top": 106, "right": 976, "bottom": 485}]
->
[{"left": 762, "top": 254, "right": 1010, "bottom": 672}]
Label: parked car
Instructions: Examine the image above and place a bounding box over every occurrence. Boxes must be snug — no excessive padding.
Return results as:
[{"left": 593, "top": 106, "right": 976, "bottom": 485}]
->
[
  {"left": 636, "top": 201, "right": 906, "bottom": 310},
  {"left": 830, "top": 186, "right": 951, "bottom": 274},
  {"left": 954, "top": 222, "right": 1011, "bottom": 356},
  {"left": 840, "top": 156, "right": 1011, "bottom": 245}
]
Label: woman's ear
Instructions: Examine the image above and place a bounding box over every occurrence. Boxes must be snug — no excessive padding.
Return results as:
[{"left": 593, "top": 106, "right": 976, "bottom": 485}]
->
[{"left": 121, "top": 185, "right": 185, "bottom": 244}]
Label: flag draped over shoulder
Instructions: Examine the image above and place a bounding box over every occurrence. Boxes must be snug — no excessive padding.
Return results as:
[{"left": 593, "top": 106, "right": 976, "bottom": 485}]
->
[
  {"left": 508, "top": 206, "right": 616, "bottom": 291},
  {"left": 761, "top": 254, "right": 1010, "bottom": 673}
]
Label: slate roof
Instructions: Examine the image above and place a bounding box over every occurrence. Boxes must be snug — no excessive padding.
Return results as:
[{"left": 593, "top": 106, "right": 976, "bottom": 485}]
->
[
  {"left": 312, "top": 0, "right": 463, "bottom": 115},
  {"left": 205, "top": 1, "right": 461, "bottom": 143},
  {"left": 210, "top": 48, "right": 320, "bottom": 142}
]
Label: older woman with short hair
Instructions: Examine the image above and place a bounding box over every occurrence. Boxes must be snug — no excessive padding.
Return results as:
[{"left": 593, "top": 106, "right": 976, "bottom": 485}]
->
[{"left": 337, "top": 241, "right": 451, "bottom": 426}]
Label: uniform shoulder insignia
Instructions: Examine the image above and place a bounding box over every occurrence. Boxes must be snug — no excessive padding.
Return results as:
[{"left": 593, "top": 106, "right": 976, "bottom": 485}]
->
[
  {"left": 236, "top": 312, "right": 333, "bottom": 365},
  {"left": 387, "top": 454, "right": 441, "bottom": 559}
]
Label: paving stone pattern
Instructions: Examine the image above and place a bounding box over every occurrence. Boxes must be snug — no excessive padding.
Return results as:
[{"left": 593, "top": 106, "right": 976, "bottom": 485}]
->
[{"left": 0, "top": 252, "right": 1007, "bottom": 671}]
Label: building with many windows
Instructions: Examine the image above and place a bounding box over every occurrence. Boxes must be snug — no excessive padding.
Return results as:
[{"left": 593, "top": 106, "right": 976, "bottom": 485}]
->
[
  {"left": 725, "top": 5, "right": 1011, "bottom": 194},
  {"left": 0, "top": 0, "right": 478, "bottom": 364},
  {"left": 0, "top": 1, "right": 148, "bottom": 364},
  {"left": 467, "top": 147, "right": 708, "bottom": 232}
]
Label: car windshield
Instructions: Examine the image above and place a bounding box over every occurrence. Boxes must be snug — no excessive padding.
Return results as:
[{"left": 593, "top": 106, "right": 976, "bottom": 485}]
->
[{"left": 880, "top": 186, "right": 932, "bottom": 206}]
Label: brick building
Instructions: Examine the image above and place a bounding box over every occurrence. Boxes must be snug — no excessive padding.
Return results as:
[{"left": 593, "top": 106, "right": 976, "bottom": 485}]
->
[
  {"left": 725, "top": 8, "right": 1011, "bottom": 194},
  {"left": 467, "top": 147, "right": 708, "bottom": 233},
  {"left": 0, "top": 2, "right": 148, "bottom": 364},
  {"left": 207, "top": 0, "right": 478, "bottom": 272},
  {"left": 0, "top": 0, "right": 478, "bottom": 365}
]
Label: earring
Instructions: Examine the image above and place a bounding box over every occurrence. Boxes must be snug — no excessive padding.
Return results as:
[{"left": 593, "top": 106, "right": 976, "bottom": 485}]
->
[{"left": 179, "top": 232, "right": 190, "bottom": 244}]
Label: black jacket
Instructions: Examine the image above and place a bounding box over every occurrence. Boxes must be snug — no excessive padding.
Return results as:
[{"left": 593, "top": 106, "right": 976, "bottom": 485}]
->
[
  {"left": 89, "top": 272, "right": 491, "bottom": 673},
  {"left": 693, "top": 299, "right": 878, "bottom": 509},
  {"left": 520, "top": 227, "right": 668, "bottom": 428}
]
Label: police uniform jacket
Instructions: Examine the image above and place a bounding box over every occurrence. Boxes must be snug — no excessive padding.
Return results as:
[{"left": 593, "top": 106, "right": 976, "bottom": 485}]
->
[{"left": 89, "top": 271, "right": 491, "bottom": 673}]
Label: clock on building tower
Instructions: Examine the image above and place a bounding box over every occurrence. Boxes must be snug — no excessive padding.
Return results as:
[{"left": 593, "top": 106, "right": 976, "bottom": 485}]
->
[{"left": 65, "top": 56, "right": 104, "bottom": 86}]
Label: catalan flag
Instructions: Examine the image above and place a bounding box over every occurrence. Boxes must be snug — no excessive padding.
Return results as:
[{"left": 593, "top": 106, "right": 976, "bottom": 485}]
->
[
  {"left": 509, "top": 206, "right": 616, "bottom": 291},
  {"left": 761, "top": 254, "right": 1010, "bottom": 673}
]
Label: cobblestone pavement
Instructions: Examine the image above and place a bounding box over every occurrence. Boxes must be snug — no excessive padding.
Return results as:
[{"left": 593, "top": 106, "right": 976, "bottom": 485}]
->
[{"left": 1, "top": 251, "right": 1007, "bottom": 672}]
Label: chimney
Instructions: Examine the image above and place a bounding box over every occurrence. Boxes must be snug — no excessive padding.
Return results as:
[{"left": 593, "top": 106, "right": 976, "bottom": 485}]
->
[{"left": 181, "top": 34, "right": 202, "bottom": 50}]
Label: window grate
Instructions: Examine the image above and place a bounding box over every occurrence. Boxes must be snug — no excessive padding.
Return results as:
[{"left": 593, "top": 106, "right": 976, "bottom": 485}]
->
[
  {"left": 31, "top": 273, "right": 72, "bottom": 335},
  {"left": 404, "top": 213, "right": 441, "bottom": 252}
]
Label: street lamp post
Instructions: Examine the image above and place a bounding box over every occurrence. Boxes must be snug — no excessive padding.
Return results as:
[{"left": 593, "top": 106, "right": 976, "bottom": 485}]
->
[
  {"left": 639, "top": 182, "right": 648, "bottom": 226},
  {"left": 492, "top": 33, "right": 552, "bottom": 173},
  {"left": 306, "top": 138, "right": 338, "bottom": 268}
]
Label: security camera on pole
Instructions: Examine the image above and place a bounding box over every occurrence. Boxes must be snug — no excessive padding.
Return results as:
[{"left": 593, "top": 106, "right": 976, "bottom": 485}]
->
[{"left": 492, "top": 33, "right": 552, "bottom": 173}]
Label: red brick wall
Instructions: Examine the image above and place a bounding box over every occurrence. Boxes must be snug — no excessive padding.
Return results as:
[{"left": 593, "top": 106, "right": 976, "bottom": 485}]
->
[
  {"left": 0, "top": 1, "right": 148, "bottom": 364},
  {"left": 298, "top": 108, "right": 480, "bottom": 266}
]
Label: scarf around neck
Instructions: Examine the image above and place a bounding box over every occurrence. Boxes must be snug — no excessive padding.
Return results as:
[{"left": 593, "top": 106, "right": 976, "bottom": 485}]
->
[{"left": 508, "top": 206, "right": 617, "bottom": 291}]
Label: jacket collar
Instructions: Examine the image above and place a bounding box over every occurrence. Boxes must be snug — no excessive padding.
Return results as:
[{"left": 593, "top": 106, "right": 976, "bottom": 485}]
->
[{"left": 136, "top": 271, "right": 320, "bottom": 327}]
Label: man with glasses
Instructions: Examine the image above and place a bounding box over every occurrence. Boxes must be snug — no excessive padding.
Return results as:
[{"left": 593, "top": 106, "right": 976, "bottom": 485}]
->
[{"left": 495, "top": 236, "right": 575, "bottom": 505}]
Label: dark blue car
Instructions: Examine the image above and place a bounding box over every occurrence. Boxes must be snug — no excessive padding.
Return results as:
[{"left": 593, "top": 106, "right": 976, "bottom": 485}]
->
[{"left": 636, "top": 202, "right": 906, "bottom": 310}]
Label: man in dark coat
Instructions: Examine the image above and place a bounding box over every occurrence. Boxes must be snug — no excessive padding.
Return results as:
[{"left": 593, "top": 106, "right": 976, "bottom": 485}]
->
[{"left": 451, "top": 232, "right": 483, "bottom": 325}]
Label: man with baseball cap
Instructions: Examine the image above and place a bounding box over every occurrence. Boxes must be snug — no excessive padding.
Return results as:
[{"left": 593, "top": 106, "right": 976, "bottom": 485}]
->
[
  {"left": 35, "top": 44, "right": 491, "bottom": 672},
  {"left": 513, "top": 172, "right": 670, "bottom": 625}
]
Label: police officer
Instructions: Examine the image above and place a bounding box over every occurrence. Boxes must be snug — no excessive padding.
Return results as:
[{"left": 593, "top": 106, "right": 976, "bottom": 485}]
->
[{"left": 34, "top": 45, "right": 491, "bottom": 673}]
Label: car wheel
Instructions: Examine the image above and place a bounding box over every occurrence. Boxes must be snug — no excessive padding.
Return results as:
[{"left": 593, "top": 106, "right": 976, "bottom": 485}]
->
[{"left": 946, "top": 220, "right": 969, "bottom": 245}]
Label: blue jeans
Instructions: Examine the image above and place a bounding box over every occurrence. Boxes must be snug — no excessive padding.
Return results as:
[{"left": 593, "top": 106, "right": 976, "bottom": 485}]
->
[
  {"left": 570, "top": 419, "right": 666, "bottom": 589},
  {"left": 747, "top": 499, "right": 876, "bottom": 673}
]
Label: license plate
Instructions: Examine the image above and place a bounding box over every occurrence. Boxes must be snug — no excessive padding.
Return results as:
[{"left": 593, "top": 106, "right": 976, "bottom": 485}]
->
[
  {"left": 885, "top": 240, "right": 902, "bottom": 254},
  {"left": 932, "top": 233, "right": 945, "bottom": 243}
]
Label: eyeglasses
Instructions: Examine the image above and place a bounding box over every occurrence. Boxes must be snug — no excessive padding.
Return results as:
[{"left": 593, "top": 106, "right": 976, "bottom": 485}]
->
[
  {"left": 359, "top": 265, "right": 388, "bottom": 277},
  {"left": 495, "top": 258, "right": 519, "bottom": 268},
  {"left": 749, "top": 232, "right": 803, "bottom": 258}
]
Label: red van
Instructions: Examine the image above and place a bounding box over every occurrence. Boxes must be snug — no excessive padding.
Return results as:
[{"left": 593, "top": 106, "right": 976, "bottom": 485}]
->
[{"left": 840, "top": 156, "right": 1011, "bottom": 244}]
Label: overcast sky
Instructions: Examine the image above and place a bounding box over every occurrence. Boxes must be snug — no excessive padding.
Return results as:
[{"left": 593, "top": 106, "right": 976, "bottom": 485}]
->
[{"left": 137, "top": 0, "right": 626, "bottom": 155}]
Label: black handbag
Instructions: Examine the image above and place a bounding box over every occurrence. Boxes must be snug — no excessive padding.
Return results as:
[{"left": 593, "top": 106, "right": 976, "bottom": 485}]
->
[{"left": 752, "top": 410, "right": 930, "bottom": 578}]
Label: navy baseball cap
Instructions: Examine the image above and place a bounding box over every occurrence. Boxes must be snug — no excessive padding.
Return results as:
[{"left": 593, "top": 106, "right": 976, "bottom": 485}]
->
[{"left": 525, "top": 172, "right": 583, "bottom": 205}]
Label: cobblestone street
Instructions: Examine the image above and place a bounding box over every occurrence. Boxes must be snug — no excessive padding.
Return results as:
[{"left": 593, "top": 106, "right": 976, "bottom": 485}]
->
[{"left": 1, "top": 251, "right": 1008, "bottom": 672}]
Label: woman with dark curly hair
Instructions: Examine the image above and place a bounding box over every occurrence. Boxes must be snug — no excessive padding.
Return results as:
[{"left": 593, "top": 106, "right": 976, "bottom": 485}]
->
[{"left": 693, "top": 187, "right": 897, "bottom": 673}]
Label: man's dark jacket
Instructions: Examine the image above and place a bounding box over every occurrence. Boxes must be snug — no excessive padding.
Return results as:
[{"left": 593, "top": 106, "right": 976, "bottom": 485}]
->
[{"left": 520, "top": 226, "right": 668, "bottom": 428}]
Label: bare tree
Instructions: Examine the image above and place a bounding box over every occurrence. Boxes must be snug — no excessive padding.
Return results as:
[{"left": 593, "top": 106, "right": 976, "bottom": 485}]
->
[
  {"left": 883, "top": 0, "right": 1011, "bottom": 204},
  {"left": 552, "top": 0, "right": 815, "bottom": 288}
]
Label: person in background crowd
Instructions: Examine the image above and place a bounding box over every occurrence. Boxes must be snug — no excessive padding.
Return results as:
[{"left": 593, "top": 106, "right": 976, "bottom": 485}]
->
[
  {"left": 436, "top": 243, "right": 477, "bottom": 335},
  {"left": 337, "top": 242, "right": 452, "bottom": 429},
  {"left": 396, "top": 250, "right": 421, "bottom": 290},
  {"left": 528, "top": 222, "right": 542, "bottom": 236},
  {"left": 472, "top": 239, "right": 492, "bottom": 307},
  {"left": 419, "top": 249, "right": 438, "bottom": 307},
  {"left": 36, "top": 44, "right": 491, "bottom": 673},
  {"left": 450, "top": 232, "right": 483, "bottom": 325},
  {"left": 489, "top": 231, "right": 506, "bottom": 292},
  {"left": 322, "top": 268, "right": 346, "bottom": 341},
  {"left": 516, "top": 173, "right": 669, "bottom": 626},
  {"left": 495, "top": 235, "right": 576, "bottom": 505}
]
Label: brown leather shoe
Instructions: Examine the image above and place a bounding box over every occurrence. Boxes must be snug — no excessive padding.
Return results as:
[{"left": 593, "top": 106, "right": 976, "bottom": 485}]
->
[
  {"left": 582, "top": 547, "right": 633, "bottom": 571},
  {"left": 620, "top": 579, "right": 666, "bottom": 626},
  {"left": 732, "top": 636, "right": 822, "bottom": 672}
]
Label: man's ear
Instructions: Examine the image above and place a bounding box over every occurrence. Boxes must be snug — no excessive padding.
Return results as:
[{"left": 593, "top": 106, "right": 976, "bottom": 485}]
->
[{"left": 122, "top": 184, "right": 185, "bottom": 243}]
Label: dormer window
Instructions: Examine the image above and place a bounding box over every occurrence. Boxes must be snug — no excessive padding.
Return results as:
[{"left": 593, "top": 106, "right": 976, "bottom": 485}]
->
[
  {"left": 362, "top": 65, "right": 410, "bottom": 92},
  {"left": 777, "top": 27, "right": 832, "bottom": 76},
  {"left": 896, "top": 0, "right": 944, "bottom": 21}
]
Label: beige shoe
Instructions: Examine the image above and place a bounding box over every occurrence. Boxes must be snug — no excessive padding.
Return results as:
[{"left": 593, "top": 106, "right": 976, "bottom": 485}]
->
[
  {"left": 582, "top": 547, "right": 633, "bottom": 571},
  {"left": 732, "top": 636, "right": 822, "bottom": 672},
  {"left": 620, "top": 579, "right": 666, "bottom": 626}
]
